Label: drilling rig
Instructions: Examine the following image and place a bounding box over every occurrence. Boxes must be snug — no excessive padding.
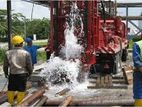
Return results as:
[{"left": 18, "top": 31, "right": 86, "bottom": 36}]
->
[{"left": 47, "top": 0, "right": 128, "bottom": 75}]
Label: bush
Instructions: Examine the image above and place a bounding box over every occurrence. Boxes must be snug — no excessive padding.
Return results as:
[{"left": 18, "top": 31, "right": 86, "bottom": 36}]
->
[
  {"left": 132, "top": 36, "right": 141, "bottom": 42},
  {"left": 37, "top": 51, "right": 46, "bottom": 62},
  {"left": 0, "top": 49, "right": 6, "bottom": 64}
]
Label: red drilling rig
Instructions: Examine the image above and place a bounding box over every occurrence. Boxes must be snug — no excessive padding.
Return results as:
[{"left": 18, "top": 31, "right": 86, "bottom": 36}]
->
[{"left": 46, "top": 0, "right": 128, "bottom": 75}]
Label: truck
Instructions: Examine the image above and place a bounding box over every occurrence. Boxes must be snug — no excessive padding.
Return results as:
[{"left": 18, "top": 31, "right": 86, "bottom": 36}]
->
[{"left": 46, "top": 0, "right": 128, "bottom": 75}]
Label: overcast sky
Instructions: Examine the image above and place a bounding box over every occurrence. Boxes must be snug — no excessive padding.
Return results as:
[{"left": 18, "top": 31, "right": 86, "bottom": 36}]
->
[
  {"left": 0, "top": 0, "right": 142, "bottom": 20},
  {"left": 0, "top": 0, "right": 142, "bottom": 31},
  {"left": 0, "top": 0, "right": 50, "bottom": 19}
]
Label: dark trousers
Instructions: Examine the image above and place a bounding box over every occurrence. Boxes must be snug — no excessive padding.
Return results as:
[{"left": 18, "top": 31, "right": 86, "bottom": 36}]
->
[{"left": 8, "top": 73, "right": 28, "bottom": 92}]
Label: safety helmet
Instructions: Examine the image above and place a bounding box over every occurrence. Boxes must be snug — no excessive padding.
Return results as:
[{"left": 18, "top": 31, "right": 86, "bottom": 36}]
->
[
  {"left": 11, "top": 35, "right": 24, "bottom": 45},
  {"left": 25, "top": 37, "right": 32, "bottom": 43}
]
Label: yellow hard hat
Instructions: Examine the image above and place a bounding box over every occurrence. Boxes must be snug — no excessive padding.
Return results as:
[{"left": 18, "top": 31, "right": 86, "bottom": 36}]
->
[{"left": 11, "top": 35, "right": 24, "bottom": 45}]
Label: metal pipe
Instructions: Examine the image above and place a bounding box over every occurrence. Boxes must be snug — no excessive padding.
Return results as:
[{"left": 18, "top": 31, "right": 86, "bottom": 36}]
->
[
  {"left": 7, "top": 0, "right": 12, "bottom": 50},
  {"left": 34, "top": 96, "right": 48, "bottom": 107},
  {"left": 45, "top": 99, "right": 134, "bottom": 106},
  {"left": 126, "top": 5, "right": 128, "bottom": 30},
  {"left": 59, "top": 96, "right": 73, "bottom": 107},
  {"left": 117, "top": 2, "right": 142, "bottom": 7},
  {"left": 0, "top": 93, "right": 7, "bottom": 104},
  {"left": 55, "top": 88, "right": 70, "bottom": 96},
  {"left": 20, "top": 88, "right": 45, "bottom": 106}
]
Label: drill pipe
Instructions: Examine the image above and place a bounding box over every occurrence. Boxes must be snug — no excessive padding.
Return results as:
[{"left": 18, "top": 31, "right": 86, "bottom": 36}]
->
[
  {"left": 34, "top": 96, "right": 48, "bottom": 107},
  {"left": 55, "top": 88, "right": 70, "bottom": 96},
  {"left": 45, "top": 99, "right": 134, "bottom": 106},
  {"left": 0, "top": 92, "right": 7, "bottom": 104},
  {"left": 59, "top": 96, "right": 73, "bottom": 107},
  {"left": 20, "top": 88, "right": 45, "bottom": 106}
]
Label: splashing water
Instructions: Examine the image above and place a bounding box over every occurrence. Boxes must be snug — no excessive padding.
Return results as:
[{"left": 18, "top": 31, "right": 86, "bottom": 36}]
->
[
  {"left": 60, "top": 2, "right": 84, "bottom": 59},
  {"left": 40, "top": 2, "right": 86, "bottom": 88}
]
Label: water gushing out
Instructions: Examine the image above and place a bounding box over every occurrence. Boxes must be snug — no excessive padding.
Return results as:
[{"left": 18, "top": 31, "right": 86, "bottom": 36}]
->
[{"left": 40, "top": 2, "right": 88, "bottom": 89}]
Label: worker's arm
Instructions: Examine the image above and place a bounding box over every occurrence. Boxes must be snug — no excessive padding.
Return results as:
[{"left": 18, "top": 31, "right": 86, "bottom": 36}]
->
[
  {"left": 26, "top": 53, "right": 33, "bottom": 76},
  {"left": 3, "top": 54, "right": 9, "bottom": 78},
  {"left": 133, "top": 43, "right": 142, "bottom": 72}
]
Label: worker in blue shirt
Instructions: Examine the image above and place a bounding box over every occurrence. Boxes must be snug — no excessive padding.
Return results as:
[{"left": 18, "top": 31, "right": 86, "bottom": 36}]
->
[
  {"left": 133, "top": 40, "right": 142, "bottom": 106},
  {"left": 24, "top": 37, "right": 40, "bottom": 65}
]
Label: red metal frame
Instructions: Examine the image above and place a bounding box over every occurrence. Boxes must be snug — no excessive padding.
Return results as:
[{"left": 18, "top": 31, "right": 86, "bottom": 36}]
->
[{"left": 47, "top": 0, "right": 128, "bottom": 66}]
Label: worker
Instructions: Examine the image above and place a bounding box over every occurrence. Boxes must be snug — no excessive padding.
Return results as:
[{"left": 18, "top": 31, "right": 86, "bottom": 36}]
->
[
  {"left": 133, "top": 39, "right": 142, "bottom": 106},
  {"left": 3, "top": 35, "right": 33, "bottom": 106},
  {"left": 24, "top": 37, "right": 40, "bottom": 65}
]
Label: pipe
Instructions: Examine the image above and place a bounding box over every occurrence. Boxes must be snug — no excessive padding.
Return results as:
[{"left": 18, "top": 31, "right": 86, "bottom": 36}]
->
[
  {"left": 87, "top": 85, "right": 128, "bottom": 89},
  {"left": 45, "top": 99, "right": 134, "bottom": 106},
  {"left": 20, "top": 88, "right": 45, "bottom": 106},
  {"left": 34, "top": 96, "right": 48, "bottom": 107},
  {"left": 59, "top": 96, "right": 73, "bottom": 107},
  {"left": 0, "top": 93, "right": 7, "bottom": 104},
  {"left": 55, "top": 88, "right": 70, "bottom": 96},
  {"left": 7, "top": 0, "right": 12, "bottom": 50}
]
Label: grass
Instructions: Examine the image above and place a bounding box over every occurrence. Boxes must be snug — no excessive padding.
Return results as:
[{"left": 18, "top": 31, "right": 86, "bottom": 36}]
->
[
  {"left": 128, "top": 40, "right": 134, "bottom": 49},
  {"left": 37, "top": 51, "right": 47, "bottom": 62},
  {"left": 33, "top": 40, "right": 48, "bottom": 47}
]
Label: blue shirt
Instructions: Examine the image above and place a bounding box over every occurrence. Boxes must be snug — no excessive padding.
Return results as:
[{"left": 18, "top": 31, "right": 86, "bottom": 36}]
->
[
  {"left": 133, "top": 42, "right": 142, "bottom": 68},
  {"left": 133, "top": 42, "right": 142, "bottom": 99},
  {"left": 24, "top": 45, "right": 40, "bottom": 65}
]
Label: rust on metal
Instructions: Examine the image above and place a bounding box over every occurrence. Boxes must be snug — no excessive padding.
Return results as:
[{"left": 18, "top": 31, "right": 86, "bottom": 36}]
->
[
  {"left": 45, "top": 99, "right": 134, "bottom": 106},
  {"left": 20, "top": 87, "right": 45, "bottom": 106},
  {"left": 34, "top": 96, "right": 48, "bottom": 107},
  {"left": 87, "top": 85, "right": 128, "bottom": 89},
  {"left": 59, "top": 96, "right": 73, "bottom": 107},
  {"left": 55, "top": 88, "right": 70, "bottom": 96}
]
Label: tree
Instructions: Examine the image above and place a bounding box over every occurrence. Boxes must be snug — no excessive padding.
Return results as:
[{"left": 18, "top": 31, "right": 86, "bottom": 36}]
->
[
  {"left": 0, "top": 9, "right": 50, "bottom": 41},
  {"left": 26, "top": 18, "right": 50, "bottom": 39},
  {"left": 0, "top": 9, "right": 27, "bottom": 41},
  {"left": 0, "top": 9, "right": 7, "bottom": 39}
]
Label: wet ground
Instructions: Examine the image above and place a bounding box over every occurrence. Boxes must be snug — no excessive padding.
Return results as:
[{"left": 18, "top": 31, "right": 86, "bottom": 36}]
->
[{"left": 0, "top": 51, "right": 134, "bottom": 106}]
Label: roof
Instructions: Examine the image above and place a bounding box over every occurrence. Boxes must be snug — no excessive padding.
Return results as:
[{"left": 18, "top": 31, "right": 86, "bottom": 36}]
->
[{"left": 22, "top": 0, "right": 50, "bottom": 7}]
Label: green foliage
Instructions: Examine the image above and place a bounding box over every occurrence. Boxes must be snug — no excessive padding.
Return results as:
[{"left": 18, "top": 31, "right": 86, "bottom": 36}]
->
[
  {"left": 132, "top": 36, "right": 141, "bottom": 42},
  {"left": 0, "top": 49, "right": 6, "bottom": 64},
  {"left": 33, "top": 41, "right": 47, "bottom": 47},
  {"left": 128, "top": 36, "right": 142, "bottom": 49},
  {"left": 128, "top": 40, "right": 134, "bottom": 49},
  {"left": 37, "top": 51, "right": 46, "bottom": 62},
  {"left": 0, "top": 9, "right": 50, "bottom": 41},
  {"left": 26, "top": 18, "right": 50, "bottom": 40}
]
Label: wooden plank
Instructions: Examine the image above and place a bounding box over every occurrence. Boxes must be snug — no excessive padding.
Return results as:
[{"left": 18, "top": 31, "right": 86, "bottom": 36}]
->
[
  {"left": 122, "top": 66, "right": 133, "bottom": 85},
  {"left": 95, "top": 75, "right": 113, "bottom": 88}
]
